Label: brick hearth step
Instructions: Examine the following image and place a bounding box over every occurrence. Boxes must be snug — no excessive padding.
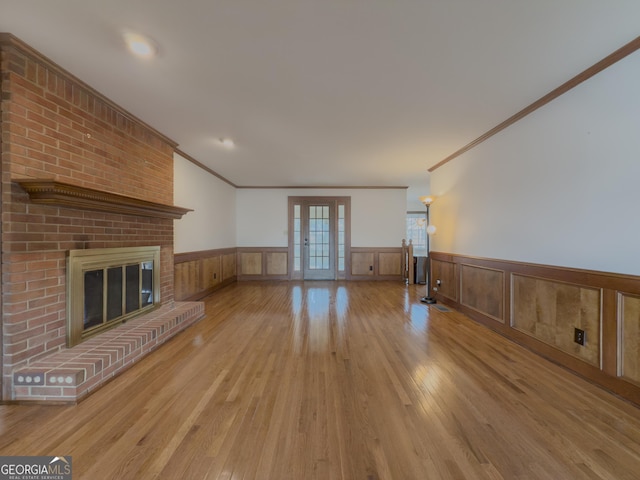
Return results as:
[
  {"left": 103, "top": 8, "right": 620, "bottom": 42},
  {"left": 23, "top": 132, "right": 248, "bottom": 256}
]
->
[{"left": 13, "top": 301, "right": 205, "bottom": 403}]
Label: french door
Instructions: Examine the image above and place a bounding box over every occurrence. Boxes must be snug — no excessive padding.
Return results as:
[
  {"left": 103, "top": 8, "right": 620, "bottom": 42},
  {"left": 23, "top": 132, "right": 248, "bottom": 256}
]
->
[
  {"left": 288, "top": 196, "right": 350, "bottom": 280},
  {"left": 303, "top": 201, "right": 336, "bottom": 280}
]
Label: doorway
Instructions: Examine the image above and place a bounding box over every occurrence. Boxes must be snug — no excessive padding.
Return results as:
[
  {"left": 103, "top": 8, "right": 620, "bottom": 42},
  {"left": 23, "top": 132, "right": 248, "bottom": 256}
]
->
[{"left": 288, "top": 196, "right": 350, "bottom": 280}]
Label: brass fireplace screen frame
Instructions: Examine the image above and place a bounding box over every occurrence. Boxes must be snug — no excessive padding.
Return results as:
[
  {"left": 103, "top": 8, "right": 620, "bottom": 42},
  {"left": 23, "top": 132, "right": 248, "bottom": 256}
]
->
[{"left": 67, "top": 246, "right": 161, "bottom": 347}]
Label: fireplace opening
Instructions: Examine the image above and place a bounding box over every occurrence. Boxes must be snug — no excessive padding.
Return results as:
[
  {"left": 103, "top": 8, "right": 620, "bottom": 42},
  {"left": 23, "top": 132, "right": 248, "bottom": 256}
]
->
[{"left": 68, "top": 247, "right": 160, "bottom": 347}]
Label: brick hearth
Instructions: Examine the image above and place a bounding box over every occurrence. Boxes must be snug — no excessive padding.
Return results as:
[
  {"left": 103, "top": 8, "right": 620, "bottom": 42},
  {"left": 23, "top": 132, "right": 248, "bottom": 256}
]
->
[{"left": 12, "top": 301, "right": 204, "bottom": 403}]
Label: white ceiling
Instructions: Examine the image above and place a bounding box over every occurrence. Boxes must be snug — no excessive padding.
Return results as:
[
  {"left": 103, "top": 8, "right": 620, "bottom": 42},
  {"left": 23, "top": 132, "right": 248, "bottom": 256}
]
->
[{"left": 1, "top": 0, "right": 639, "bottom": 202}]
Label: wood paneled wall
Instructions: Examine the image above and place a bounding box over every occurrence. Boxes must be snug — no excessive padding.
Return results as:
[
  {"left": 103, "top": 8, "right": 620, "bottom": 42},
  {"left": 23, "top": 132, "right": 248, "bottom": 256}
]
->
[
  {"left": 176, "top": 246, "right": 403, "bottom": 295},
  {"left": 237, "top": 247, "right": 289, "bottom": 281},
  {"left": 461, "top": 264, "right": 504, "bottom": 322},
  {"left": 174, "top": 248, "right": 237, "bottom": 301},
  {"left": 236, "top": 246, "right": 403, "bottom": 281},
  {"left": 350, "top": 247, "right": 403, "bottom": 280},
  {"left": 430, "top": 251, "right": 640, "bottom": 405},
  {"left": 182, "top": 246, "right": 404, "bottom": 284},
  {"left": 512, "top": 274, "right": 600, "bottom": 366},
  {"left": 620, "top": 293, "right": 640, "bottom": 386}
]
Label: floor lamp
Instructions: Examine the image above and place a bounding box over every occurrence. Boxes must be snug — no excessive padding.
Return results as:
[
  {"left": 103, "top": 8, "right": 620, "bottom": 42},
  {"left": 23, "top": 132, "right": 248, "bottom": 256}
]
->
[{"left": 419, "top": 196, "right": 437, "bottom": 304}]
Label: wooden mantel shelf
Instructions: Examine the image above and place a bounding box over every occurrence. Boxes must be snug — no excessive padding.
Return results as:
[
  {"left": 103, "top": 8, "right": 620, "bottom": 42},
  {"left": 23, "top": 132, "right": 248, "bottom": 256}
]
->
[{"left": 15, "top": 179, "right": 192, "bottom": 219}]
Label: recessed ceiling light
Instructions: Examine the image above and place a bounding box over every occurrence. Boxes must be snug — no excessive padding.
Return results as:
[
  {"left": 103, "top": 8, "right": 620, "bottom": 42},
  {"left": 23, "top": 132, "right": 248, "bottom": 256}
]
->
[
  {"left": 218, "top": 138, "right": 235, "bottom": 149},
  {"left": 122, "top": 31, "right": 157, "bottom": 59}
]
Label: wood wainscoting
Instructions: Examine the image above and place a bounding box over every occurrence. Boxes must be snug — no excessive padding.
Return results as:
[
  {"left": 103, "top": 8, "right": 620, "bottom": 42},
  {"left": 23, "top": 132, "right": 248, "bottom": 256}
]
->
[
  {"left": 350, "top": 247, "right": 404, "bottom": 281},
  {"left": 430, "top": 251, "right": 640, "bottom": 405},
  {"left": 237, "top": 247, "right": 290, "bottom": 281},
  {"left": 174, "top": 248, "right": 237, "bottom": 301},
  {"left": 236, "top": 246, "right": 404, "bottom": 281}
]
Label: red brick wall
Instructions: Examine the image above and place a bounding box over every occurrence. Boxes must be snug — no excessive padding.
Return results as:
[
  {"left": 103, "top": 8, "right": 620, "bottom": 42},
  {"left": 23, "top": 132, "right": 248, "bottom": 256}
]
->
[{"left": 1, "top": 34, "right": 178, "bottom": 400}]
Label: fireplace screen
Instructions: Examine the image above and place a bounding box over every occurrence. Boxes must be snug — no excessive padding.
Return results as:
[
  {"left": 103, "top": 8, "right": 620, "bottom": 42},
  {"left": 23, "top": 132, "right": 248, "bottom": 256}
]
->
[{"left": 67, "top": 247, "right": 160, "bottom": 346}]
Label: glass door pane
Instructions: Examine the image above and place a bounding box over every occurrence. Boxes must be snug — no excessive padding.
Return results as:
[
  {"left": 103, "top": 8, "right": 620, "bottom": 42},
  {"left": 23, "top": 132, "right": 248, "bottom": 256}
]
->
[
  {"left": 106, "top": 266, "right": 123, "bottom": 321},
  {"left": 125, "top": 264, "right": 140, "bottom": 314},
  {"left": 84, "top": 270, "right": 104, "bottom": 329}
]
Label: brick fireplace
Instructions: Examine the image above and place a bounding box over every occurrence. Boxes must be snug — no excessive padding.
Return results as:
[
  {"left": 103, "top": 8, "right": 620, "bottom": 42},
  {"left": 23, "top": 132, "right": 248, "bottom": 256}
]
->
[{"left": 1, "top": 34, "right": 203, "bottom": 402}]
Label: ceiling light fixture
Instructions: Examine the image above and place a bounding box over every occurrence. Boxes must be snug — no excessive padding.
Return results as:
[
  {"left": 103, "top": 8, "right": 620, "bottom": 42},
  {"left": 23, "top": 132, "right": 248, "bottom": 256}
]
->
[
  {"left": 122, "top": 31, "right": 157, "bottom": 59},
  {"left": 218, "top": 138, "right": 235, "bottom": 149}
]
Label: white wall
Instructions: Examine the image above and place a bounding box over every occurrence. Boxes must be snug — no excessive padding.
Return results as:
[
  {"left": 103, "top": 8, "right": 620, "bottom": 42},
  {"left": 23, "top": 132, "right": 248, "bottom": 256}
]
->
[
  {"left": 173, "top": 152, "right": 237, "bottom": 253},
  {"left": 430, "top": 51, "right": 640, "bottom": 275},
  {"left": 236, "top": 188, "right": 407, "bottom": 247}
]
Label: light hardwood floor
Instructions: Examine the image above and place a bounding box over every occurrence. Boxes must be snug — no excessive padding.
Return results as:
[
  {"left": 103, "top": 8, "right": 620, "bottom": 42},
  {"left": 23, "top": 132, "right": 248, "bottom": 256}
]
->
[{"left": 2, "top": 281, "right": 640, "bottom": 479}]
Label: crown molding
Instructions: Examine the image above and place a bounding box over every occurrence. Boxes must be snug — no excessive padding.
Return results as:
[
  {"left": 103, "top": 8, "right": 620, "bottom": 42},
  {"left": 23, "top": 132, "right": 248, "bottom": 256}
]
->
[{"left": 429, "top": 35, "right": 640, "bottom": 172}]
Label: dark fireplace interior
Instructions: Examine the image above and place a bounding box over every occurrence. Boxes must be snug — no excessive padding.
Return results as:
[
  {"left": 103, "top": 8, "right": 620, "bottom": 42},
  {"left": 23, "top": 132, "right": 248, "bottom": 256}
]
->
[{"left": 84, "top": 261, "right": 154, "bottom": 332}]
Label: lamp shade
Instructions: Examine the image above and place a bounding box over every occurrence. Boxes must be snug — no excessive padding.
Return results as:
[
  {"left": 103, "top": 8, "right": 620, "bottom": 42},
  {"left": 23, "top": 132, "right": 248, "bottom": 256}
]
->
[{"left": 419, "top": 195, "right": 435, "bottom": 206}]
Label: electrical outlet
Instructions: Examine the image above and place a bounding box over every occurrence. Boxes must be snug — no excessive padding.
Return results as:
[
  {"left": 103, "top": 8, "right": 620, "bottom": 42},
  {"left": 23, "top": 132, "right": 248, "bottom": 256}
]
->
[
  {"left": 369, "top": 265, "right": 373, "bottom": 271},
  {"left": 574, "top": 328, "right": 586, "bottom": 346},
  {"left": 213, "top": 273, "right": 217, "bottom": 279}
]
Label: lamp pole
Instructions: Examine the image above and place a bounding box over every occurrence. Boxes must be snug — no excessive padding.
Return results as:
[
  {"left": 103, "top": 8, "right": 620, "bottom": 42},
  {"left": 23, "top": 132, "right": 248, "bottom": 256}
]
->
[{"left": 419, "top": 196, "right": 437, "bottom": 304}]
